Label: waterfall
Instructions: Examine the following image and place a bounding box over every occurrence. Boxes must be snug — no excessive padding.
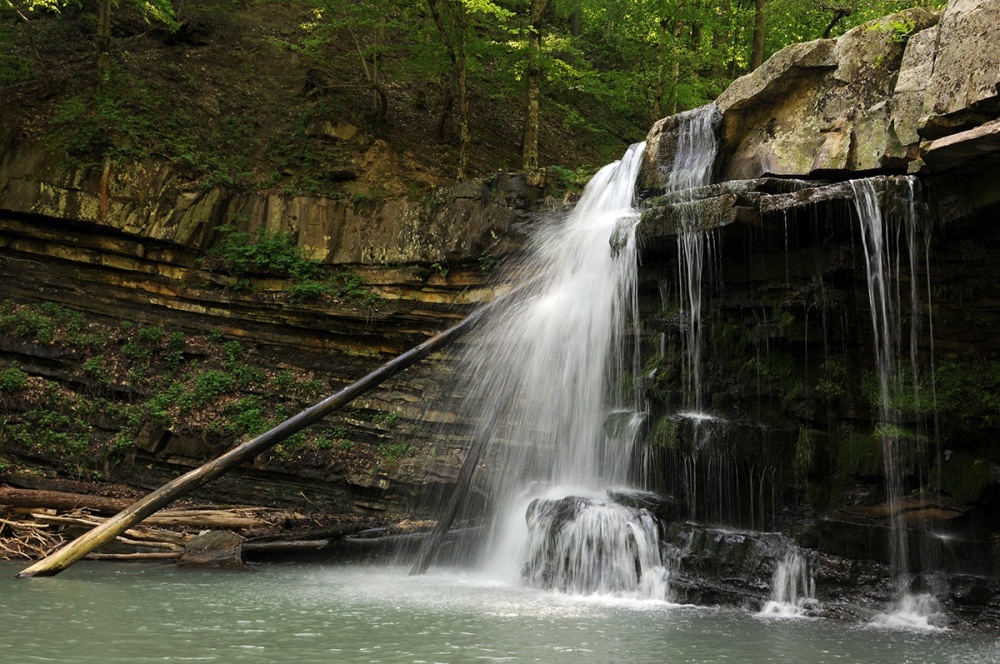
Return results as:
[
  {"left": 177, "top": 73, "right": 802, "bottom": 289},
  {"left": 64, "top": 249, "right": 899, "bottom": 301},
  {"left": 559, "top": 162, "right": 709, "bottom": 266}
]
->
[
  {"left": 760, "top": 549, "right": 817, "bottom": 617},
  {"left": 851, "top": 178, "right": 941, "bottom": 626},
  {"left": 521, "top": 491, "right": 670, "bottom": 598},
  {"left": 672, "top": 105, "right": 723, "bottom": 414},
  {"left": 442, "top": 141, "right": 657, "bottom": 594}
]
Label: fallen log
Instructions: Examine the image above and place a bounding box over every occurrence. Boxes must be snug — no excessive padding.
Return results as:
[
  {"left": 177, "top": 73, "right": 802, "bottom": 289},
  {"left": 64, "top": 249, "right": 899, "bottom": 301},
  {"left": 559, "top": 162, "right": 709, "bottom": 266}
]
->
[
  {"left": 85, "top": 552, "right": 181, "bottom": 561},
  {"left": 139, "top": 512, "right": 276, "bottom": 529},
  {"left": 28, "top": 513, "right": 189, "bottom": 545},
  {"left": 0, "top": 488, "right": 137, "bottom": 515},
  {"left": 17, "top": 311, "right": 482, "bottom": 578},
  {"left": 0, "top": 487, "right": 289, "bottom": 530}
]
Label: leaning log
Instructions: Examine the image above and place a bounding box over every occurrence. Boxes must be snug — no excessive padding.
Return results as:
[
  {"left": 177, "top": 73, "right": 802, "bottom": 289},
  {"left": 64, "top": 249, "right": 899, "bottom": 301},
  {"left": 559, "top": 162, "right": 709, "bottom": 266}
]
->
[
  {"left": 409, "top": 390, "right": 510, "bottom": 575},
  {"left": 16, "top": 312, "right": 482, "bottom": 578},
  {"left": 407, "top": 428, "right": 489, "bottom": 575}
]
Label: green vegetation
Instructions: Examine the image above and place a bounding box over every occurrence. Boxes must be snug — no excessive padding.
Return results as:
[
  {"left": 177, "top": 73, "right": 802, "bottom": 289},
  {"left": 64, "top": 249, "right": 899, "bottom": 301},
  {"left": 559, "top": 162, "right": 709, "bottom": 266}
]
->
[
  {"left": 207, "top": 225, "right": 323, "bottom": 283},
  {"left": 547, "top": 165, "right": 595, "bottom": 193},
  {"left": 2, "top": 0, "right": 945, "bottom": 192},
  {"left": 0, "top": 366, "right": 27, "bottom": 393},
  {"left": 872, "top": 16, "right": 917, "bottom": 43},
  {"left": 371, "top": 411, "right": 400, "bottom": 427},
  {"left": 205, "top": 225, "right": 378, "bottom": 304},
  {"left": 477, "top": 249, "right": 498, "bottom": 273},
  {"left": 0, "top": 299, "right": 406, "bottom": 484},
  {"left": 938, "top": 452, "right": 994, "bottom": 504},
  {"left": 815, "top": 358, "right": 847, "bottom": 398},
  {"left": 794, "top": 427, "right": 818, "bottom": 481},
  {"left": 649, "top": 415, "right": 679, "bottom": 450},
  {"left": 377, "top": 442, "right": 412, "bottom": 460}
]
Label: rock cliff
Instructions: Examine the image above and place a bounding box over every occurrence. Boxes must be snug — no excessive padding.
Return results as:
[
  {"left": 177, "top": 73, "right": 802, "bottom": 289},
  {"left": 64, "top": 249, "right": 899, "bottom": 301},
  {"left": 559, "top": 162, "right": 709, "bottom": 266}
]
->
[{"left": 630, "top": 0, "right": 1000, "bottom": 621}]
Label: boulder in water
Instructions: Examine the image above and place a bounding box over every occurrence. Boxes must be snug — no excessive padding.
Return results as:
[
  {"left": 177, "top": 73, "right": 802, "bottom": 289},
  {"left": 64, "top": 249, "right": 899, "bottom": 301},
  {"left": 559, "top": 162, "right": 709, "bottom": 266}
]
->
[
  {"left": 178, "top": 530, "right": 246, "bottom": 569},
  {"left": 521, "top": 494, "right": 669, "bottom": 598}
]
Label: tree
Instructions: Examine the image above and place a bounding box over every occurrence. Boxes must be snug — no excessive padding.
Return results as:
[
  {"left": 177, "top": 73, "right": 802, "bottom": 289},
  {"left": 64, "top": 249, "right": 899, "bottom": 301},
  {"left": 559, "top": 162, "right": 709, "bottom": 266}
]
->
[
  {"left": 2, "top": 0, "right": 175, "bottom": 91},
  {"left": 750, "top": 0, "right": 765, "bottom": 71},
  {"left": 95, "top": 0, "right": 176, "bottom": 91},
  {"left": 426, "top": 0, "right": 468, "bottom": 178},
  {"left": 522, "top": 0, "right": 550, "bottom": 172},
  {"left": 1, "top": 0, "right": 63, "bottom": 87}
]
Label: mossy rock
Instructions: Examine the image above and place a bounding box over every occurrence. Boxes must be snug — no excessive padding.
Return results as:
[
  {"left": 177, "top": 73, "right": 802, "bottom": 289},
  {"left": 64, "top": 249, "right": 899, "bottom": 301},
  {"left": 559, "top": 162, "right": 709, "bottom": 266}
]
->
[
  {"left": 937, "top": 452, "right": 999, "bottom": 505},
  {"left": 836, "top": 427, "right": 883, "bottom": 478}
]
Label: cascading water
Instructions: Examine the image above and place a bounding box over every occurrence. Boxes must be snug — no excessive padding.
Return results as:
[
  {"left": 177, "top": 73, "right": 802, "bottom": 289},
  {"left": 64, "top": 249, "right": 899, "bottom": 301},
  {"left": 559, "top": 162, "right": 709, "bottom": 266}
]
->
[
  {"left": 470, "top": 106, "right": 721, "bottom": 597},
  {"left": 760, "top": 549, "right": 818, "bottom": 617},
  {"left": 671, "top": 105, "right": 723, "bottom": 414},
  {"left": 666, "top": 105, "right": 723, "bottom": 523},
  {"left": 521, "top": 492, "right": 669, "bottom": 597},
  {"left": 851, "top": 178, "right": 941, "bottom": 626},
  {"left": 443, "top": 141, "right": 662, "bottom": 596}
]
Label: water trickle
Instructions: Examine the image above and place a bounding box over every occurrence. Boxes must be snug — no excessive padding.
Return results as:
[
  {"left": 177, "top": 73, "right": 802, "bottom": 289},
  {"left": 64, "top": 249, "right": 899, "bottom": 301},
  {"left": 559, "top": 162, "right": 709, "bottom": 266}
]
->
[
  {"left": 760, "top": 549, "right": 818, "bottom": 618},
  {"left": 851, "top": 177, "right": 937, "bottom": 624}
]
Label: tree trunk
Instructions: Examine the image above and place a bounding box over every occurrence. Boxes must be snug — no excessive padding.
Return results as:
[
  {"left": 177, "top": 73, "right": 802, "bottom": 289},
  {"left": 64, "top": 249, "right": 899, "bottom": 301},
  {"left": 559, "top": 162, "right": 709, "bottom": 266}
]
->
[
  {"left": 653, "top": 0, "right": 668, "bottom": 121},
  {"left": 14, "top": 8, "right": 55, "bottom": 90},
  {"left": 456, "top": 35, "right": 470, "bottom": 179},
  {"left": 97, "top": 0, "right": 112, "bottom": 92},
  {"left": 710, "top": 0, "right": 731, "bottom": 78},
  {"left": 16, "top": 313, "right": 483, "bottom": 578},
  {"left": 750, "top": 0, "right": 766, "bottom": 72},
  {"left": 822, "top": 8, "right": 851, "bottom": 39},
  {"left": 437, "top": 88, "right": 454, "bottom": 140},
  {"left": 426, "top": 0, "right": 470, "bottom": 179},
  {"left": 522, "top": 0, "right": 549, "bottom": 173},
  {"left": 569, "top": 2, "right": 581, "bottom": 38},
  {"left": 668, "top": 11, "right": 684, "bottom": 115}
]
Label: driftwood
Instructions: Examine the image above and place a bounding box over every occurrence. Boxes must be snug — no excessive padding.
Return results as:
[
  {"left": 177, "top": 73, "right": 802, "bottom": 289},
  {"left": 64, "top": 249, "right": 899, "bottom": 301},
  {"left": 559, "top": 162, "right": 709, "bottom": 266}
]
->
[
  {"left": 17, "top": 312, "right": 481, "bottom": 578},
  {"left": 0, "top": 491, "right": 323, "bottom": 562},
  {"left": 0, "top": 509, "right": 193, "bottom": 561}
]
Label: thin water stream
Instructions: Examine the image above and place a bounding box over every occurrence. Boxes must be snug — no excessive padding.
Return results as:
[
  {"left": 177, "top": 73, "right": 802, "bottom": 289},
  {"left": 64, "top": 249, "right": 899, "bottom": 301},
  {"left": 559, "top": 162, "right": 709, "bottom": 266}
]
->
[{"left": 2, "top": 562, "right": 997, "bottom": 663}]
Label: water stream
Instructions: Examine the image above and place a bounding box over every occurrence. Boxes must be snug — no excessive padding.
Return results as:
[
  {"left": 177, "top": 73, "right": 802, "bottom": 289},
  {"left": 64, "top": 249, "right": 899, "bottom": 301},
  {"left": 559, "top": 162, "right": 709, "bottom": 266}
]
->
[{"left": 760, "top": 549, "right": 818, "bottom": 618}]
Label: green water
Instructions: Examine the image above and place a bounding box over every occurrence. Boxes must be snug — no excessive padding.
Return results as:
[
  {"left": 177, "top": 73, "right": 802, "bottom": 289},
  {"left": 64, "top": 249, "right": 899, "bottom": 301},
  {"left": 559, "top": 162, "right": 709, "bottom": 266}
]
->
[{"left": 1, "top": 562, "right": 996, "bottom": 663}]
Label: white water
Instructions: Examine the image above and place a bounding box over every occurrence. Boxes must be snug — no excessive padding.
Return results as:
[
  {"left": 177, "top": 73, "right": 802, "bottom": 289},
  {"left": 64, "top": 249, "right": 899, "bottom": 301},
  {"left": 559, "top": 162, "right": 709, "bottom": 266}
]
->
[
  {"left": 450, "top": 142, "right": 652, "bottom": 592},
  {"left": 760, "top": 549, "right": 818, "bottom": 618},
  {"left": 455, "top": 107, "right": 727, "bottom": 597},
  {"left": 521, "top": 490, "right": 670, "bottom": 598},
  {"left": 851, "top": 178, "right": 937, "bottom": 626}
]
